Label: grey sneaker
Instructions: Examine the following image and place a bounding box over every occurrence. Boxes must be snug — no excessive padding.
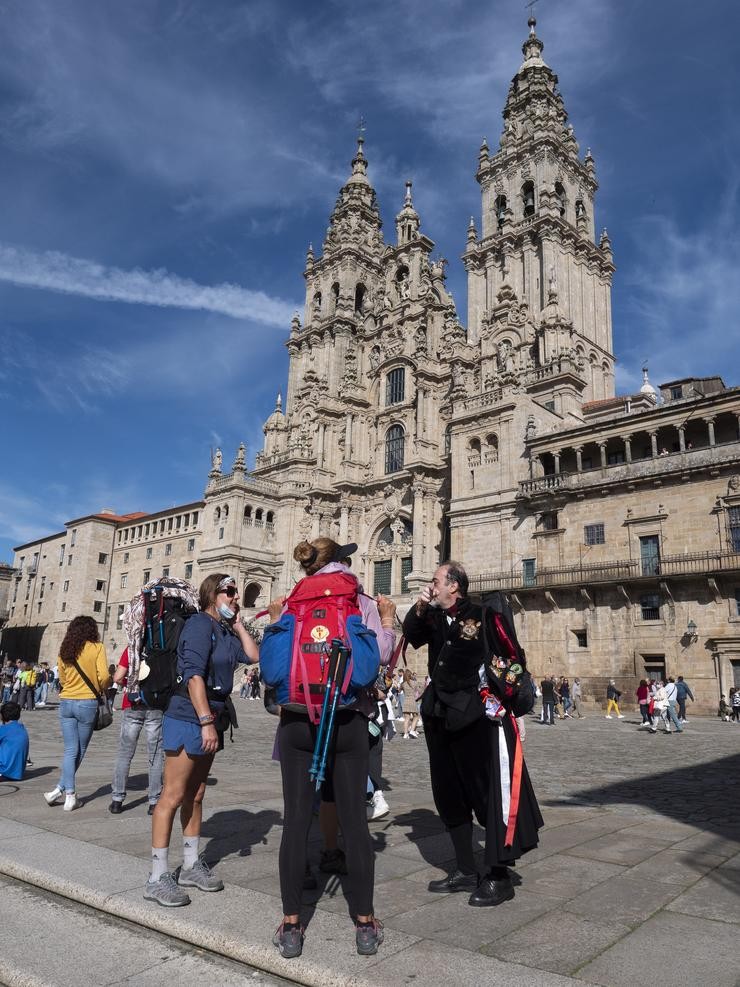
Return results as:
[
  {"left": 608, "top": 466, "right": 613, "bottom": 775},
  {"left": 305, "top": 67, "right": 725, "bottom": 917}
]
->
[
  {"left": 273, "top": 922, "right": 304, "bottom": 958},
  {"left": 144, "top": 872, "right": 191, "bottom": 907},
  {"left": 175, "top": 857, "right": 224, "bottom": 892},
  {"left": 319, "top": 848, "right": 348, "bottom": 874},
  {"left": 356, "top": 918, "right": 384, "bottom": 956}
]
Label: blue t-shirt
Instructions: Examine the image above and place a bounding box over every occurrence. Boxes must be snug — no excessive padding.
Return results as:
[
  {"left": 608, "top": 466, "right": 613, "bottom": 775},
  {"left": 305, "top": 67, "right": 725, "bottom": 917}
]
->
[
  {"left": 0, "top": 721, "right": 30, "bottom": 780},
  {"left": 166, "top": 613, "right": 247, "bottom": 724}
]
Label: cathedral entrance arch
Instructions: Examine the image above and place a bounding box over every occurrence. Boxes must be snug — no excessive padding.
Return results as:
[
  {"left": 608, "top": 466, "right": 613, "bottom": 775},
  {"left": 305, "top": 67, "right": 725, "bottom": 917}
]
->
[
  {"left": 243, "top": 581, "right": 263, "bottom": 608},
  {"left": 366, "top": 517, "right": 413, "bottom": 596}
]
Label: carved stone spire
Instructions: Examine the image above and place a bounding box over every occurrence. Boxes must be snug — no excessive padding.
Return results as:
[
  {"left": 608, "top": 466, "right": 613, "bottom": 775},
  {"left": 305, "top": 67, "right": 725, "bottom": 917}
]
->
[{"left": 395, "top": 180, "right": 420, "bottom": 245}]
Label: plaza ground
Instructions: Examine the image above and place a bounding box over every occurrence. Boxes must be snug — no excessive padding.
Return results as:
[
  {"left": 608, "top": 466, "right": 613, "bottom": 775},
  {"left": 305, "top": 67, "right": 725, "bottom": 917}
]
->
[{"left": 0, "top": 696, "right": 738, "bottom": 986}]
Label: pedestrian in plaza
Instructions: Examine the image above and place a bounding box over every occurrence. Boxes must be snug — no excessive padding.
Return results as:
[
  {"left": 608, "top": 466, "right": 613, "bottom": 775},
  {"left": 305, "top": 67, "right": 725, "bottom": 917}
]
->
[
  {"left": 540, "top": 676, "right": 556, "bottom": 725},
  {"left": 663, "top": 678, "right": 683, "bottom": 733},
  {"left": 264, "top": 537, "right": 395, "bottom": 959},
  {"left": 44, "top": 616, "right": 112, "bottom": 811},
  {"left": 636, "top": 679, "right": 653, "bottom": 728},
  {"left": 718, "top": 695, "right": 731, "bottom": 721},
  {"left": 731, "top": 687, "right": 740, "bottom": 722},
  {"left": 34, "top": 663, "right": 50, "bottom": 707},
  {"left": 675, "top": 676, "right": 694, "bottom": 723},
  {"left": 17, "top": 662, "right": 35, "bottom": 712},
  {"left": 403, "top": 562, "right": 543, "bottom": 908},
  {"left": 239, "top": 667, "right": 250, "bottom": 699},
  {"left": 0, "top": 701, "right": 30, "bottom": 780},
  {"left": 605, "top": 680, "right": 623, "bottom": 718},
  {"left": 145, "top": 574, "right": 258, "bottom": 907},
  {"left": 1, "top": 661, "right": 14, "bottom": 704},
  {"left": 402, "top": 670, "right": 420, "bottom": 738},
  {"left": 393, "top": 670, "right": 405, "bottom": 720},
  {"left": 109, "top": 648, "right": 163, "bottom": 816},
  {"left": 250, "top": 668, "right": 261, "bottom": 700},
  {"left": 560, "top": 678, "right": 572, "bottom": 718},
  {"left": 571, "top": 677, "right": 584, "bottom": 717}
]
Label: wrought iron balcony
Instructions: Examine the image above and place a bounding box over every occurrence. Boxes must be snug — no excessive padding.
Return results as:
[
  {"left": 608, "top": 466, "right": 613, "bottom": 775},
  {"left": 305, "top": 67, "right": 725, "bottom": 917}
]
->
[{"left": 469, "top": 549, "right": 740, "bottom": 595}]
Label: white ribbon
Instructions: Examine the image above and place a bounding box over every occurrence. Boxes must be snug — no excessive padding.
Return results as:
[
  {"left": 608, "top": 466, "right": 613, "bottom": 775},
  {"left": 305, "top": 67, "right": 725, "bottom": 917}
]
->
[{"left": 498, "top": 728, "right": 511, "bottom": 826}]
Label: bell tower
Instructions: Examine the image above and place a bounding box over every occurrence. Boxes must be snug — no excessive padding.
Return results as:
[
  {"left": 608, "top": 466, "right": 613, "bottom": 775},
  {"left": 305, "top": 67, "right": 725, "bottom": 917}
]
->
[{"left": 465, "top": 16, "right": 615, "bottom": 402}]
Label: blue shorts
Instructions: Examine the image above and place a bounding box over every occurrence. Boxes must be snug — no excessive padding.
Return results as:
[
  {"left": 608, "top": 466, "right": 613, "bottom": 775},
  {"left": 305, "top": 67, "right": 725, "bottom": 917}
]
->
[{"left": 162, "top": 715, "right": 224, "bottom": 756}]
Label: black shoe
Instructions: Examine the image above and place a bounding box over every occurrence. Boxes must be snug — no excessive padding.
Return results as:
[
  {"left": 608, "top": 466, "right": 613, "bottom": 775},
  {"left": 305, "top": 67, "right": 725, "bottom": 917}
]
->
[
  {"left": 427, "top": 870, "right": 479, "bottom": 894},
  {"left": 148, "top": 804, "right": 156, "bottom": 816},
  {"left": 109, "top": 800, "right": 123, "bottom": 815},
  {"left": 468, "top": 876, "right": 515, "bottom": 907}
]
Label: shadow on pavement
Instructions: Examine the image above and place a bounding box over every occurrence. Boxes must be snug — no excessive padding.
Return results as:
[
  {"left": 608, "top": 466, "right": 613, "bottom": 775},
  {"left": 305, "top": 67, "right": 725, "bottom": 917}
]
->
[{"left": 201, "top": 807, "right": 282, "bottom": 864}]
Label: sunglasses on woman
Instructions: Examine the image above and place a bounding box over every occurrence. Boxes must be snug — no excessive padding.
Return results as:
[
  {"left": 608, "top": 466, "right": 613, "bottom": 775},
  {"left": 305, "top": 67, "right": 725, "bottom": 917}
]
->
[{"left": 221, "top": 586, "right": 238, "bottom": 599}]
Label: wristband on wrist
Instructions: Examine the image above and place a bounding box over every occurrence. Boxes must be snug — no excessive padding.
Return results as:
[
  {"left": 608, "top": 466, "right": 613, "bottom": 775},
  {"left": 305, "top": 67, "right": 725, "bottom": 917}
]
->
[{"left": 198, "top": 713, "right": 215, "bottom": 725}]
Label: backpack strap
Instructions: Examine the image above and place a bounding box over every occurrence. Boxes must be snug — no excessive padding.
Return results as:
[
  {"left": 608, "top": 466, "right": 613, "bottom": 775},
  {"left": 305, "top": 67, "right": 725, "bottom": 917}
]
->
[{"left": 71, "top": 657, "right": 101, "bottom": 699}]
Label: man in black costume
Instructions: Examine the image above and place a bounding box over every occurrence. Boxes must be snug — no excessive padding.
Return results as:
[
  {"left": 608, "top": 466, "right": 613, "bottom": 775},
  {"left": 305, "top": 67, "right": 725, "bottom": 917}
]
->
[{"left": 403, "top": 561, "right": 543, "bottom": 906}]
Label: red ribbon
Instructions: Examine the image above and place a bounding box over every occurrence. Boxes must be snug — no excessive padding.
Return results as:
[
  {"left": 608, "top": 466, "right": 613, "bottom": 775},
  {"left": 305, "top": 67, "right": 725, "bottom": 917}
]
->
[{"left": 505, "top": 712, "right": 524, "bottom": 848}]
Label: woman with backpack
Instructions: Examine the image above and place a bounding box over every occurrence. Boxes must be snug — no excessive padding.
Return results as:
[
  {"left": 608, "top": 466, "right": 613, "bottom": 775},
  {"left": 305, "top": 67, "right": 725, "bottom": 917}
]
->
[
  {"left": 44, "top": 616, "right": 112, "bottom": 811},
  {"left": 263, "top": 537, "right": 396, "bottom": 960},
  {"left": 144, "top": 573, "right": 259, "bottom": 908}
]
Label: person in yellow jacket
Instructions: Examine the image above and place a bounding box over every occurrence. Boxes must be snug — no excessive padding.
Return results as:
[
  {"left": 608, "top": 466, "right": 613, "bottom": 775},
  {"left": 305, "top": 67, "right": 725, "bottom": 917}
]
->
[{"left": 44, "top": 616, "right": 111, "bottom": 811}]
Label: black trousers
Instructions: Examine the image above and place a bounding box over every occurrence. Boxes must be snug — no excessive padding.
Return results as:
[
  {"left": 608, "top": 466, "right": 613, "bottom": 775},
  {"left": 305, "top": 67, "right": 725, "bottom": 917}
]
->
[
  {"left": 424, "top": 715, "right": 492, "bottom": 829},
  {"left": 278, "top": 709, "right": 374, "bottom": 917}
]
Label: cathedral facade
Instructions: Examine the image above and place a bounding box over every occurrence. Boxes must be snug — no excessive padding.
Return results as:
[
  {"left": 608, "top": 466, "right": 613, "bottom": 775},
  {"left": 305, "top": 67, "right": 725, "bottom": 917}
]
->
[{"left": 5, "top": 20, "right": 740, "bottom": 710}]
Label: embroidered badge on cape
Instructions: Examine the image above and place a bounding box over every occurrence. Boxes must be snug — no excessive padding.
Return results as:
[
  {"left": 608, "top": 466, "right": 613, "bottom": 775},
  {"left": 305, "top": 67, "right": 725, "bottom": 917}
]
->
[{"left": 459, "top": 618, "right": 481, "bottom": 641}]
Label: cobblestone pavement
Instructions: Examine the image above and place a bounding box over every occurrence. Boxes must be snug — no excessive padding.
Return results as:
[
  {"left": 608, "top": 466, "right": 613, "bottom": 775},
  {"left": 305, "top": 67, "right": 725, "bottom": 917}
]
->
[{"left": 1, "top": 697, "right": 738, "bottom": 985}]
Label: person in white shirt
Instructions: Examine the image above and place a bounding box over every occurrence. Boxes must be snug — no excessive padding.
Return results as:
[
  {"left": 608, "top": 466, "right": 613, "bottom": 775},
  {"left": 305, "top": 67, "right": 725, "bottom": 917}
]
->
[{"left": 662, "top": 678, "right": 684, "bottom": 733}]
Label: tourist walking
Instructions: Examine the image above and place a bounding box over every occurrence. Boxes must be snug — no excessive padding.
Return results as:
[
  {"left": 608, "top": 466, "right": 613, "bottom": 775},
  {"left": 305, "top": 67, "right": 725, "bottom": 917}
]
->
[
  {"left": 731, "top": 688, "right": 740, "bottom": 722},
  {"left": 109, "top": 648, "right": 164, "bottom": 816},
  {"left": 44, "top": 616, "right": 112, "bottom": 810},
  {"left": 636, "top": 679, "right": 653, "bottom": 727},
  {"left": 402, "top": 670, "right": 420, "bottom": 738},
  {"left": 605, "top": 680, "right": 623, "bottom": 718},
  {"left": 144, "top": 574, "right": 258, "bottom": 907},
  {"left": 675, "top": 676, "right": 694, "bottom": 723},
  {"left": 663, "top": 678, "right": 684, "bottom": 733},
  {"left": 403, "top": 561, "right": 543, "bottom": 908},
  {"left": 540, "top": 676, "right": 556, "bottom": 725},
  {"left": 263, "top": 537, "right": 394, "bottom": 959},
  {"left": 571, "top": 677, "right": 583, "bottom": 717}
]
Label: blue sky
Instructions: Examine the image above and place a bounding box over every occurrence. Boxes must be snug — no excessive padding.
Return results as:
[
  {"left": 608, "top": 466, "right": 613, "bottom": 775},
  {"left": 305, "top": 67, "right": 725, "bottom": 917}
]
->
[{"left": 1, "top": 0, "right": 738, "bottom": 561}]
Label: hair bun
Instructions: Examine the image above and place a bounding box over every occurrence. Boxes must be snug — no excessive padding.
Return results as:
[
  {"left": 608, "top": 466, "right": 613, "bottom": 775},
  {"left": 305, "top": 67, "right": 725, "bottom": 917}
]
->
[{"left": 293, "top": 541, "right": 319, "bottom": 566}]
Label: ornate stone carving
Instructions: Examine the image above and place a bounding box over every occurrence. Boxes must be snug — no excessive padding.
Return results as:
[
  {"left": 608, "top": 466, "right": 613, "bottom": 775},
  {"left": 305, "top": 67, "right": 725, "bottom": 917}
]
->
[{"left": 209, "top": 447, "right": 223, "bottom": 478}]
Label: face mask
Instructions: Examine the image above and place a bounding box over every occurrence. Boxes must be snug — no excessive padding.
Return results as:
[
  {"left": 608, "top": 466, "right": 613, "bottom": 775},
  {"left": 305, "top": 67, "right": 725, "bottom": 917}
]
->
[{"left": 217, "top": 603, "right": 235, "bottom": 620}]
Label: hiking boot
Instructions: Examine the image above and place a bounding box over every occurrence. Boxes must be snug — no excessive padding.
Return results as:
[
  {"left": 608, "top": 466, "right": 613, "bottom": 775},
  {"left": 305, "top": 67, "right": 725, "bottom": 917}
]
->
[
  {"left": 175, "top": 857, "right": 224, "bottom": 892},
  {"left": 319, "top": 848, "right": 348, "bottom": 874},
  {"left": 356, "top": 918, "right": 384, "bottom": 955},
  {"left": 144, "top": 872, "right": 191, "bottom": 907},
  {"left": 367, "top": 790, "right": 390, "bottom": 822},
  {"left": 273, "top": 922, "right": 304, "bottom": 958},
  {"left": 44, "top": 787, "right": 63, "bottom": 806}
]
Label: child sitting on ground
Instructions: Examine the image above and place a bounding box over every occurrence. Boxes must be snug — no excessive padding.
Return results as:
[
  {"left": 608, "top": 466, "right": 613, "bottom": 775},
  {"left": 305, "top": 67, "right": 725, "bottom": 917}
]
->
[
  {"left": 718, "top": 695, "right": 731, "bottom": 722},
  {"left": 0, "top": 702, "right": 30, "bottom": 780}
]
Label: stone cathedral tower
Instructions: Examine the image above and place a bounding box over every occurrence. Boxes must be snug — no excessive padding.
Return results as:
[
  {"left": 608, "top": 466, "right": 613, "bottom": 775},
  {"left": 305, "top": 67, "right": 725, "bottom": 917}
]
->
[
  {"left": 251, "top": 138, "right": 463, "bottom": 597},
  {"left": 465, "top": 16, "right": 615, "bottom": 403}
]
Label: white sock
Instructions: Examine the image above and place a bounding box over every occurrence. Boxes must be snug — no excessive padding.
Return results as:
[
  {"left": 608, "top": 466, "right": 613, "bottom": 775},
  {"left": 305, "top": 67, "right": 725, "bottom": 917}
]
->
[
  {"left": 150, "top": 847, "right": 169, "bottom": 882},
  {"left": 182, "top": 836, "right": 199, "bottom": 870}
]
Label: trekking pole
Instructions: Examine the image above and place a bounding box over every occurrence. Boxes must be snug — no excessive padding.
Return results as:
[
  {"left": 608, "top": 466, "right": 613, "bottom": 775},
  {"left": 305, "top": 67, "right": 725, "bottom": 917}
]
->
[
  {"left": 309, "top": 639, "right": 341, "bottom": 784},
  {"left": 314, "top": 644, "right": 350, "bottom": 790}
]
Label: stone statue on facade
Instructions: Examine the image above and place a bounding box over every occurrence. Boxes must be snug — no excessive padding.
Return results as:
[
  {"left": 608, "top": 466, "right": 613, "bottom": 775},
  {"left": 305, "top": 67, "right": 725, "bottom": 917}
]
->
[
  {"left": 232, "top": 443, "right": 246, "bottom": 472},
  {"left": 209, "top": 447, "right": 223, "bottom": 477}
]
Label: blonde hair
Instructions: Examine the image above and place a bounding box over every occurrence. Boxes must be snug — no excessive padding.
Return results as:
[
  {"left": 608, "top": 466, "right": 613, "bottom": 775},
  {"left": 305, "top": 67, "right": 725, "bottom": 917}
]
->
[{"left": 293, "top": 537, "right": 341, "bottom": 576}]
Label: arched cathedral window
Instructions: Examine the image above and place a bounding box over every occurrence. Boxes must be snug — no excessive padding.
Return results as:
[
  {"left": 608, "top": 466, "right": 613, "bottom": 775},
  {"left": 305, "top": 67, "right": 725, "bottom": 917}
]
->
[
  {"left": 385, "top": 424, "right": 405, "bottom": 474},
  {"left": 522, "top": 181, "right": 535, "bottom": 218},
  {"left": 354, "top": 283, "right": 366, "bottom": 314},
  {"left": 386, "top": 367, "right": 405, "bottom": 406},
  {"left": 554, "top": 182, "right": 566, "bottom": 218},
  {"left": 331, "top": 282, "right": 340, "bottom": 313},
  {"left": 495, "top": 194, "right": 507, "bottom": 229}
]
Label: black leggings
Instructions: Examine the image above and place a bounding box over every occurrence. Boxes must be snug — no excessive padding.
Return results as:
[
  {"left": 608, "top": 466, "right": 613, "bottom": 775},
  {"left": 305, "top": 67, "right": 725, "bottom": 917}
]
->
[{"left": 278, "top": 709, "right": 374, "bottom": 916}]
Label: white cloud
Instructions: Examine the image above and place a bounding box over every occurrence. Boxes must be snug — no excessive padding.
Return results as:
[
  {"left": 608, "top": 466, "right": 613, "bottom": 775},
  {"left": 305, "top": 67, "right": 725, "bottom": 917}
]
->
[
  {"left": 620, "top": 182, "right": 740, "bottom": 385},
  {"left": 0, "top": 243, "right": 297, "bottom": 326}
]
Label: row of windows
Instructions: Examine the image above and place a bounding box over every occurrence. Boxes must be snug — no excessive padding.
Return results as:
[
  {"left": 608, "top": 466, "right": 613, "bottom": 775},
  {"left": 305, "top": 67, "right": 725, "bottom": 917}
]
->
[
  {"left": 118, "top": 512, "right": 199, "bottom": 546},
  {"left": 213, "top": 506, "right": 275, "bottom": 524},
  {"left": 494, "top": 183, "right": 584, "bottom": 227},
  {"left": 119, "top": 563, "right": 194, "bottom": 590},
  {"left": 373, "top": 557, "right": 412, "bottom": 596},
  {"left": 118, "top": 539, "right": 196, "bottom": 565}
]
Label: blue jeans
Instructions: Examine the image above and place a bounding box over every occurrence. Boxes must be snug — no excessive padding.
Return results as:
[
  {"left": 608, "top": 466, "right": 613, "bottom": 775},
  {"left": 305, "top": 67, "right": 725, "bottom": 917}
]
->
[
  {"left": 58, "top": 699, "right": 98, "bottom": 792},
  {"left": 665, "top": 701, "right": 683, "bottom": 731},
  {"left": 111, "top": 707, "right": 164, "bottom": 804},
  {"left": 1, "top": 686, "right": 11, "bottom": 704}
]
